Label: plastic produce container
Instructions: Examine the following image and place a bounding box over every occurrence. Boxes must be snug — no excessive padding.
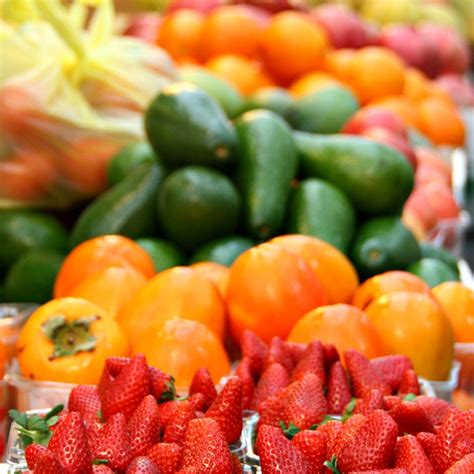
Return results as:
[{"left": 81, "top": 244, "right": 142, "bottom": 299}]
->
[
  {"left": 453, "top": 342, "right": 474, "bottom": 410},
  {"left": 427, "top": 361, "right": 461, "bottom": 402}
]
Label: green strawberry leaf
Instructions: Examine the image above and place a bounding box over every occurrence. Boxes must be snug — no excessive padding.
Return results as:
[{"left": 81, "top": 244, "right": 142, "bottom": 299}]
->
[
  {"left": 45, "top": 404, "right": 64, "bottom": 421},
  {"left": 93, "top": 459, "right": 109, "bottom": 465},
  {"left": 46, "top": 416, "right": 59, "bottom": 427},
  {"left": 319, "top": 415, "right": 339, "bottom": 426},
  {"left": 27, "top": 415, "right": 48, "bottom": 432},
  {"left": 9, "top": 410, "right": 28, "bottom": 429},
  {"left": 97, "top": 410, "right": 104, "bottom": 422},
  {"left": 342, "top": 398, "right": 356, "bottom": 421},
  {"left": 280, "top": 421, "right": 300, "bottom": 440},
  {"left": 403, "top": 393, "right": 417, "bottom": 402},
  {"left": 324, "top": 455, "right": 341, "bottom": 474}
]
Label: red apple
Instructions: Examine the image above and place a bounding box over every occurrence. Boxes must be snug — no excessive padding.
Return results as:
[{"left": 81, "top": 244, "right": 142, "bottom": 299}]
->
[
  {"left": 380, "top": 25, "right": 440, "bottom": 78},
  {"left": 123, "top": 13, "right": 162, "bottom": 43},
  {"left": 415, "top": 147, "right": 451, "bottom": 184},
  {"left": 418, "top": 182, "right": 460, "bottom": 220},
  {"left": 361, "top": 127, "right": 417, "bottom": 170},
  {"left": 435, "top": 74, "right": 474, "bottom": 107},
  {"left": 415, "top": 164, "right": 451, "bottom": 188},
  {"left": 342, "top": 106, "right": 408, "bottom": 138},
  {"left": 167, "top": 0, "right": 225, "bottom": 13},
  {"left": 311, "top": 4, "right": 377, "bottom": 49},
  {"left": 404, "top": 188, "right": 438, "bottom": 231},
  {"left": 417, "top": 23, "right": 470, "bottom": 76}
]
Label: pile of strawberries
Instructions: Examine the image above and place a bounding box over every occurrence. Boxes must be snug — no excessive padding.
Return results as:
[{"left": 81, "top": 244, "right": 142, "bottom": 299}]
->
[
  {"left": 9, "top": 331, "right": 474, "bottom": 473},
  {"left": 236, "top": 330, "right": 474, "bottom": 473}
]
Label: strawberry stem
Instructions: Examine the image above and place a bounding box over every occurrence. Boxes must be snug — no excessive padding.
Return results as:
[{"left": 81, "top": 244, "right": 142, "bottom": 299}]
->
[{"left": 324, "top": 455, "right": 341, "bottom": 474}]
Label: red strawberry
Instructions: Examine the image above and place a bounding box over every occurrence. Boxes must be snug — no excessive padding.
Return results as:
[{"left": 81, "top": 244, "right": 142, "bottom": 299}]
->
[
  {"left": 92, "top": 465, "right": 114, "bottom": 473},
  {"left": 234, "top": 357, "right": 255, "bottom": 410},
  {"left": 327, "top": 361, "right": 352, "bottom": 414},
  {"left": 188, "top": 367, "right": 217, "bottom": 411},
  {"left": 431, "top": 410, "right": 474, "bottom": 472},
  {"left": 25, "top": 443, "right": 47, "bottom": 470},
  {"left": 257, "top": 424, "right": 312, "bottom": 473},
  {"left": 163, "top": 400, "right": 196, "bottom": 446},
  {"left": 398, "top": 369, "right": 420, "bottom": 396},
  {"left": 180, "top": 418, "right": 234, "bottom": 473},
  {"left": 90, "top": 413, "right": 133, "bottom": 471},
  {"left": 158, "top": 400, "right": 180, "bottom": 430},
  {"left": 104, "top": 356, "right": 131, "bottom": 376},
  {"left": 346, "top": 470, "right": 408, "bottom": 474},
  {"left": 232, "top": 454, "right": 242, "bottom": 473},
  {"left": 126, "top": 456, "right": 160, "bottom": 473},
  {"left": 100, "top": 353, "right": 150, "bottom": 420},
  {"left": 205, "top": 376, "right": 243, "bottom": 444},
  {"left": 335, "top": 410, "right": 398, "bottom": 472},
  {"left": 48, "top": 412, "right": 92, "bottom": 474},
  {"left": 128, "top": 394, "right": 160, "bottom": 458},
  {"left": 387, "top": 397, "right": 434, "bottom": 435},
  {"left": 331, "top": 414, "right": 367, "bottom": 459},
  {"left": 416, "top": 431, "right": 437, "bottom": 459},
  {"left": 416, "top": 395, "right": 459, "bottom": 426},
  {"left": 345, "top": 350, "right": 391, "bottom": 398},
  {"left": 323, "top": 343, "right": 340, "bottom": 371},
  {"left": 257, "top": 394, "right": 285, "bottom": 430},
  {"left": 291, "top": 340, "right": 326, "bottom": 384},
  {"left": 354, "top": 389, "right": 384, "bottom": 416},
  {"left": 149, "top": 366, "right": 175, "bottom": 402},
  {"left": 292, "top": 429, "right": 327, "bottom": 473},
  {"left": 371, "top": 355, "right": 413, "bottom": 393},
  {"left": 316, "top": 420, "right": 343, "bottom": 456},
  {"left": 265, "top": 336, "right": 294, "bottom": 374},
  {"left": 251, "top": 362, "right": 289, "bottom": 412},
  {"left": 68, "top": 385, "right": 101, "bottom": 425},
  {"left": 148, "top": 443, "right": 182, "bottom": 474},
  {"left": 445, "top": 453, "right": 474, "bottom": 474},
  {"left": 241, "top": 330, "right": 269, "bottom": 378},
  {"left": 395, "top": 434, "right": 435, "bottom": 473},
  {"left": 34, "top": 450, "right": 65, "bottom": 474},
  {"left": 188, "top": 392, "right": 207, "bottom": 412},
  {"left": 284, "top": 341, "right": 307, "bottom": 365}
]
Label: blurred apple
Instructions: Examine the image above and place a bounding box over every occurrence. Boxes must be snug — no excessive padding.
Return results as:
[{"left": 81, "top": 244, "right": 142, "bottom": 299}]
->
[
  {"left": 435, "top": 74, "right": 474, "bottom": 107},
  {"left": 361, "top": 127, "right": 417, "bottom": 170},
  {"left": 342, "top": 106, "right": 408, "bottom": 138},
  {"left": 402, "top": 207, "right": 428, "bottom": 241},
  {"left": 167, "top": 0, "right": 225, "bottom": 13},
  {"left": 415, "top": 164, "right": 451, "bottom": 188},
  {"left": 233, "top": 0, "right": 308, "bottom": 13},
  {"left": 404, "top": 188, "right": 438, "bottom": 231},
  {"left": 417, "top": 23, "right": 470, "bottom": 76},
  {"left": 380, "top": 25, "right": 440, "bottom": 78},
  {"left": 418, "top": 182, "right": 460, "bottom": 220},
  {"left": 311, "top": 4, "right": 378, "bottom": 49},
  {"left": 415, "top": 146, "right": 451, "bottom": 183},
  {"left": 123, "top": 13, "right": 162, "bottom": 43}
]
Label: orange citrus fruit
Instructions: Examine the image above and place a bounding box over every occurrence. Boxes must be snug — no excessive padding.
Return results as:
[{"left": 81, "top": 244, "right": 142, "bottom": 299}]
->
[
  {"left": 365, "top": 291, "right": 454, "bottom": 380},
  {"left": 190, "top": 261, "right": 229, "bottom": 298},
  {"left": 54, "top": 235, "right": 155, "bottom": 298},
  {"left": 132, "top": 317, "right": 231, "bottom": 388},
  {"left": 371, "top": 96, "right": 420, "bottom": 129},
  {"left": 403, "top": 68, "right": 430, "bottom": 102},
  {"left": 288, "top": 304, "right": 386, "bottom": 359},
  {"left": 271, "top": 235, "right": 359, "bottom": 304},
  {"left": 324, "top": 48, "right": 356, "bottom": 83},
  {"left": 433, "top": 282, "right": 474, "bottom": 343},
  {"left": 288, "top": 72, "right": 343, "bottom": 99}
]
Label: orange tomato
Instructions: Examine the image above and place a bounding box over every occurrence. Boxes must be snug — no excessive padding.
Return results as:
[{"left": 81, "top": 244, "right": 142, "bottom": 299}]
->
[
  {"left": 352, "top": 271, "right": 431, "bottom": 310},
  {"left": 117, "top": 266, "right": 226, "bottom": 346},
  {"left": 199, "top": 5, "right": 264, "bottom": 60},
  {"left": 190, "top": 261, "right": 229, "bottom": 298},
  {"left": 132, "top": 317, "right": 231, "bottom": 388},
  {"left": 17, "top": 298, "right": 129, "bottom": 384},
  {"left": 69, "top": 266, "right": 148, "bottom": 318},
  {"left": 226, "top": 242, "right": 328, "bottom": 343},
  {"left": 288, "top": 304, "right": 386, "bottom": 359},
  {"left": 54, "top": 235, "right": 155, "bottom": 298},
  {"left": 403, "top": 68, "right": 430, "bottom": 102},
  {"left": 288, "top": 72, "right": 343, "bottom": 98},
  {"left": 433, "top": 282, "right": 474, "bottom": 343},
  {"left": 205, "top": 54, "right": 273, "bottom": 95},
  {"left": 271, "top": 235, "right": 359, "bottom": 304},
  {"left": 350, "top": 47, "right": 405, "bottom": 104},
  {"left": 371, "top": 96, "right": 420, "bottom": 129},
  {"left": 260, "top": 12, "right": 328, "bottom": 85},
  {"left": 324, "top": 48, "right": 356, "bottom": 83},
  {"left": 365, "top": 291, "right": 454, "bottom": 380},
  {"left": 158, "top": 9, "right": 204, "bottom": 60},
  {"left": 417, "top": 97, "right": 465, "bottom": 146}
]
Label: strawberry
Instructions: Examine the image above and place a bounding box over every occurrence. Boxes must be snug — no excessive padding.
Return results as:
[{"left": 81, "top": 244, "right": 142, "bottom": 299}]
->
[
  {"left": 34, "top": 450, "right": 65, "bottom": 474},
  {"left": 265, "top": 336, "right": 294, "bottom": 374},
  {"left": 257, "top": 394, "right": 285, "bottom": 429},
  {"left": 48, "top": 412, "right": 92, "bottom": 474},
  {"left": 395, "top": 434, "right": 435, "bottom": 473},
  {"left": 327, "top": 361, "right": 352, "bottom": 414},
  {"left": 25, "top": 443, "right": 47, "bottom": 470},
  {"left": 100, "top": 353, "right": 150, "bottom": 421},
  {"left": 104, "top": 356, "right": 131, "bottom": 376},
  {"left": 316, "top": 420, "right": 343, "bottom": 456},
  {"left": 371, "top": 355, "right": 413, "bottom": 393},
  {"left": 188, "top": 392, "right": 207, "bottom": 412},
  {"left": 291, "top": 340, "right": 326, "bottom": 384},
  {"left": 205, "top": 376, "right": 243, "bottom": 444},
  {"left": 163, "top": 400, "right": 196, "bottom": 446},
  {"left": 431, "top": 410, "right": 474, "bottom": 472},
  {"left": 285, "top": 341, "right": 307, "bottom": 365},
  {"left": 353, "top": 389, "right": 384, "bottom": 416},
  {"left": 92, "top": 465, "right": 114, "bottom": 473},
  {"left": 292, "top": 429, "right": 327, "bottom": 473},
  {"left": 149, "top": 366, "right": 175, "bottom": 402},
  {"left": 416, "top": 395, "right": 459, "bottom": 426},
  {"left": 148, "top": 443, "right": 183, "bottom": 474},
  {"left": 128, "top": 394, "right": 160, "bottom": 458},
  {"left": 333, "top": 410, "right": 398, "bottom": 472},
  {"left": 387, "top": 396, "right": 434, "bottom": 435},
  {"left": 331, "top": 414, "right": 367, "bottom": 460},
  {"left": 345, "top": 350, "right": 391, "bottom": 398},
  {"left": 232, "top": 454, "right": 242, "bottom": 473},
  {"left": 416, "top": 431, "right": 437, "bottom": 459},
  {"left": 158, "top": 400, "right": 180, "bottom": 430},
  {"left": 188, "top": 367, "right": 217, "bottom": 411},
  {"left": 323, "top": 343, "right": 340, "bottom": 371},
  {"left": 180, "top": 418, "right": 234, "bottom": 473},
  {"left": 257, "top": 424, "right": 312, "bottom": 473},
  {"left": 234, "top": 357, "right": 255, "bottom": 410},
  {"left": 346, "top": 470, "right": 408, "bottom": 474},
  {"left": 68, "top": 385, "right": 101, "bottom": 425},
  {"left": 125, "top": 456, "right": 160, "bottom": 473},
  {"left": 398, "top": 369, "right": 420, "bottom": 396},
  {"left": 445, "top": 453, "right": 474, "bottom": 474},
  {"left": 90, "top": 413, "right": 133, "bottom": 471},
  {"left": 241, "top": 330, "right": 269, "bottom": 377},
  {"left": 251, "top": 362, "right": 289, "bottom": 412}
]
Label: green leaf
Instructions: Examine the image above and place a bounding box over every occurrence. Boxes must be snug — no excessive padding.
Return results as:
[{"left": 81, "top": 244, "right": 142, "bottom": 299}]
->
[
  {"left": 342, "top": 398, "right": 356, "bottom": 421},
  {"left": 324, "top": 455, "right": 340, "bottom": 474},
  {"left": 403, "top": 393, "right": 417, "bottom": 402},
  {"left": 45, "top": 404, "right": 64, "bottom": 421},
  {"left": 9, "top": 410, "right": 28, "bottom": 428},
  {"left": 42, "top": 316, "right": 67, "bottom": 339},
  {"left": 93, "top": 459, "right": 109, "bottom": 465},
  {"left": 280, "top": 421, "right": 301, "bottom": 440},
  {"left": 97, "top": 410, "right": 103, "bottom": 422},
  {"left": 46, "top": 416, "right": 59, "bottom": 427},
  {"left": 27, "top": 416, "right": 48, "bottom": 432}
]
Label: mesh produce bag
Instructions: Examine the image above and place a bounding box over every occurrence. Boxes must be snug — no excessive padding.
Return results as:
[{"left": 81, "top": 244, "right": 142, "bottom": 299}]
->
[{"left": 0, "top": 0, "right": 176, "bottom": 208}]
